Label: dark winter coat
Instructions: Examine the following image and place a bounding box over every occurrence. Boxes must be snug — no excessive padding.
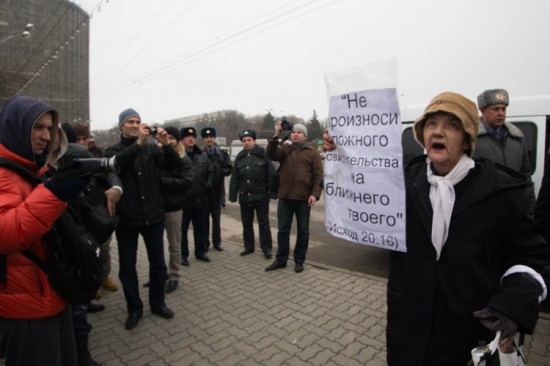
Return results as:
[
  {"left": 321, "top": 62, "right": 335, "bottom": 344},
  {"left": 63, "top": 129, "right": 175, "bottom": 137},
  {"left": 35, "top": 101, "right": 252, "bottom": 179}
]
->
[
  {"left": 105, "top": 137, "right": 180, "bottom": 226},
  {"left": 203, "top": 145, "right": 232, "bottom": 199},
  {"left": 229, "top": 144, "right": 275, "bottom": 207},
  {"left": 387, "top": 155, "right": 549, "bottom": 365},
  {"left": 181, "top": 145, "right": 215, "bottom": 209},
  {"left": 266, "top": 138, "right": 323, "bottom": 201},
  {"left": 159, "top": 151, "right": 193, "bottom": 212},
  {"left": 474, "top": 121, "right": 531, "bottom": 175}
]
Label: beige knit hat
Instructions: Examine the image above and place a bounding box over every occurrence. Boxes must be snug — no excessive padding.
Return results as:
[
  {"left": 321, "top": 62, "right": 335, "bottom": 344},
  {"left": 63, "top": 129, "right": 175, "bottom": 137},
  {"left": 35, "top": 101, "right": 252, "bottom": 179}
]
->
[{"left": 413, "top": 92, "right": 480, "bottom": 156}]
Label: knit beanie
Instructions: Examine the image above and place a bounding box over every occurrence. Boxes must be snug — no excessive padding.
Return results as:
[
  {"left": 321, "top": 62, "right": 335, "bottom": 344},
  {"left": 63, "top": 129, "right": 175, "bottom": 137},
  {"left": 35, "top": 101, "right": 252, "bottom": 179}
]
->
[
  {"left": 118, "top": 108, "right": 140, "bottom": 128},
  {"left": 413, "top": 92, "right": 479, "bottom": 156},
  {"left": 164, "top": 126, "right": 181, "bottom": 141},
  {"left": 61, "top": 123, "right": 77, "bottom": 143},
  {"left": 477, "top": 89, "right": 509, "bottom": 110},
  {"left": 293, "top": 123, "right": 308, "bottom": 137}
]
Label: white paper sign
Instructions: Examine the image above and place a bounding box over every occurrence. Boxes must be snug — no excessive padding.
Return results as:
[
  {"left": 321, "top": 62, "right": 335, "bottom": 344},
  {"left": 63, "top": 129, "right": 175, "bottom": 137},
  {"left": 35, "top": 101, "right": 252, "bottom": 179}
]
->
[{"left": 324, "top": 88, "right": 407, "bottom": 252}]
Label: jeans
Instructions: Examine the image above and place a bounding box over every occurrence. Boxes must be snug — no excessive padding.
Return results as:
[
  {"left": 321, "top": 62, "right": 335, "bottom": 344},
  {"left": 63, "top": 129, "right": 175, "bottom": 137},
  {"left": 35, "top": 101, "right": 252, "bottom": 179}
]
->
[
  {"left": 240, "top": 202, "right": 272, "bottom": 253},
  {"left": 116, "top": 222, "right": 167, "bottom": 312},
  {"left": 70, "top": 304, "right": 91, "bottom": 337},
  {"left": 275, "top": 199, "right": 311, "bottom": 265},
  {"left": 181, "top": 207, "right": 208, "bottom": 259}
]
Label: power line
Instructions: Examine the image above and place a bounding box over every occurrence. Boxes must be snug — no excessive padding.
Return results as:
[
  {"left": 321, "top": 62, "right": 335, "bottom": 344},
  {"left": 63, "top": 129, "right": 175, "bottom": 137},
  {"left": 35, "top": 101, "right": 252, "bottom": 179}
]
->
[{"left": 93, "top": 0, "right": 341, "bottom": 106}]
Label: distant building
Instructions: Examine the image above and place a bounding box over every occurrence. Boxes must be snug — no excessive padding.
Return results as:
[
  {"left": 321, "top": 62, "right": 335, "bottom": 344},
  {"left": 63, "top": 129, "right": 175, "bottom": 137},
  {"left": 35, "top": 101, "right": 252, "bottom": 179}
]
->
[{"left": 0, "top": 0, "right": 89, "bottom": 124}]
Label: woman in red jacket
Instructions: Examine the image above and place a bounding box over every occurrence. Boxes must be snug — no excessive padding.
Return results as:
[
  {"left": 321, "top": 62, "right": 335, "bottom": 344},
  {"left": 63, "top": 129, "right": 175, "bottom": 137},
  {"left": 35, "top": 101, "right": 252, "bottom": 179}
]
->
[{"left": 0, "top": 95, "right": 88, "bottom": 366}]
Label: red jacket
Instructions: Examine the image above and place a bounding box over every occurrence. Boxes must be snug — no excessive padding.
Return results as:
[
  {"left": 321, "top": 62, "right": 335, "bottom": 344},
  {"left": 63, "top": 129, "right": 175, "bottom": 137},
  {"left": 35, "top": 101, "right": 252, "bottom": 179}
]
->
[{"left": 0, "top": 145, "right": 67, "bottom": 319}]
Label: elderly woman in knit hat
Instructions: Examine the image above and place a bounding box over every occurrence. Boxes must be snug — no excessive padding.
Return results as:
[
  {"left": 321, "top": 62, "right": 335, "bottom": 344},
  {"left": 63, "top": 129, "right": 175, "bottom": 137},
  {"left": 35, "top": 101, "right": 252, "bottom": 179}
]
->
[{"left": 323, "top": 91, "right": 549, "bottom": 365}]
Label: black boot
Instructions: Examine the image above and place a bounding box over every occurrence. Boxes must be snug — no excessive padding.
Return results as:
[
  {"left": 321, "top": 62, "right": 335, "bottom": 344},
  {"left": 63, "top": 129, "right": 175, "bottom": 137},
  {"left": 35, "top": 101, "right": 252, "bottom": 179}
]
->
[{"left": 75, "top": 334, "right": 102, "bottom": 366}]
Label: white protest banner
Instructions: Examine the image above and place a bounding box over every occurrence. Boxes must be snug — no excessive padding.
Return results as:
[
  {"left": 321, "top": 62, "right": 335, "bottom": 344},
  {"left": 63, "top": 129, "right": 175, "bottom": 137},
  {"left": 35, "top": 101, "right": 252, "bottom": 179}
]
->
[{"left": 324, "top": 88, "right": 407, "bottom": 252}]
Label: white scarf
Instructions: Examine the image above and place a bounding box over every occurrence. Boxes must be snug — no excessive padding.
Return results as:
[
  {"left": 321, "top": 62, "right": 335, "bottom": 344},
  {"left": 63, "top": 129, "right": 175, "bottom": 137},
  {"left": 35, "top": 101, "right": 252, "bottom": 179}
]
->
[{"left": 427, "top": 154, "right": 475, "bottom": 260}]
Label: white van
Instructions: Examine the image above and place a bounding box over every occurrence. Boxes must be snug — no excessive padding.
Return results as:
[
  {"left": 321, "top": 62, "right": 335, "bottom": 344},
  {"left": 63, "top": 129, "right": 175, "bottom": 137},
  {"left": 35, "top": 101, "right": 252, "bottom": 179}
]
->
[{"left": 401, "top": 95, "right": 550, "bottom": 195}]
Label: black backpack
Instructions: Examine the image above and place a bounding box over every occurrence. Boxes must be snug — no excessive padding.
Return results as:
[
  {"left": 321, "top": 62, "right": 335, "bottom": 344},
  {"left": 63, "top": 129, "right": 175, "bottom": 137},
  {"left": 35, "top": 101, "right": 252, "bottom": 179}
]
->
[{"left": 0, "top": 158, "right": 102, "bottom": 304}]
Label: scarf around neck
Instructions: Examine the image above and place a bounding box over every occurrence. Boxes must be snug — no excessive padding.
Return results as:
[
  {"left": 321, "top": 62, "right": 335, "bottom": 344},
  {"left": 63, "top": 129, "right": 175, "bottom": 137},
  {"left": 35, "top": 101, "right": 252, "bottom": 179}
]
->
[{"left": 426, "top": 154, "right": 475, "bottom": 260}]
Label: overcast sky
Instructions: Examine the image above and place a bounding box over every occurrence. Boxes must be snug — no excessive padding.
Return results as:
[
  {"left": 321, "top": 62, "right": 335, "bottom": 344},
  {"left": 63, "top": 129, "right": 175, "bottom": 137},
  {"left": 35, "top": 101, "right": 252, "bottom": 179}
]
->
[{"left": 73, "top": 0, "right": 550, "bottom": 131}]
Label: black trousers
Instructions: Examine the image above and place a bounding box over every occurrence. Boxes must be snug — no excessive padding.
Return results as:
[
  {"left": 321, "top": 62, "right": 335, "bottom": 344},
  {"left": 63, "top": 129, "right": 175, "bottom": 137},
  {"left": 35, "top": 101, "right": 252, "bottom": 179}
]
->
[
  {"left": 205, "top": 197, "right": 222, "bottom": 249},
  {"left": 240, "top": 202, "right": 272, "bottom": 253}
]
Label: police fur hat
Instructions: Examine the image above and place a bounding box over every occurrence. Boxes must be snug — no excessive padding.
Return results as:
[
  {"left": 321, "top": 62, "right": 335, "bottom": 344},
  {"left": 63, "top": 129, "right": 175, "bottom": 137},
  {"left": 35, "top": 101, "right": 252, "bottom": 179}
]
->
[
  {"left": 73, "top": 122, "right": 90, "bottom": 138},
  {"left": 201, "top": 127, "right": 216, "bottom": 138},
  {"left": 413, "top": 92, "right": 480, "bottom": 156},
  {"left": 239, "top": 129, "right": 256, "bottom": 140},
  {"left": 180, "top": 127, "right": 197, "bottom": 139},
  {"left": 477, "top": 89, "right": 509, "bottom": 110}
]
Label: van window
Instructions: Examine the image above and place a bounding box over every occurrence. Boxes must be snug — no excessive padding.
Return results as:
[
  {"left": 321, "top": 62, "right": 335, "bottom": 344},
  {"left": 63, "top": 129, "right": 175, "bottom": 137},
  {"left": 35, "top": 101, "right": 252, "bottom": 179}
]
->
[
  {"left": 400, "top": 121, "right": 539, "bottom": 175},
  {"left": 513, "top": 121, "right": 538, "bottom": 175},
  {"left": 402, "top": 126, "right": 423, "bottom": 166}
]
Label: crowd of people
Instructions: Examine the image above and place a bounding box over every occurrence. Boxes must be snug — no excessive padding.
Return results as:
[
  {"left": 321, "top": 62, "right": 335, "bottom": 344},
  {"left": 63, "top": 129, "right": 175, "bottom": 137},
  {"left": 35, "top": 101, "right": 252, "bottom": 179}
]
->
[{"left": 0, "top": 88, "right": 549, "bottom": 366}]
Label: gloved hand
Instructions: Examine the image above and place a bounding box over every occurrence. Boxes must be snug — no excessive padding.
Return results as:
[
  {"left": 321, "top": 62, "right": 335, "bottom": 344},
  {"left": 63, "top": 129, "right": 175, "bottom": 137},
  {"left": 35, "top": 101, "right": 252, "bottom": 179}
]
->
[
  {"left": 473, "top": 307, "right": 518, "bottom": 338},
  {"left": 45, "top": 175, "right": 90, "bottom": 201}
]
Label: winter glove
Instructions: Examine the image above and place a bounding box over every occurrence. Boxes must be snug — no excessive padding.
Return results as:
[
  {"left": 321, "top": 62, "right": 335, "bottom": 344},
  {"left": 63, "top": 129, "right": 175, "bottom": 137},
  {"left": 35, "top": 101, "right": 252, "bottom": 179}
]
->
[
  {"left": 473, "top": 307, "right": 518, "bottom": 338},
  {"left": 45, "top": 175, "right": 90, "bottom": 201}
]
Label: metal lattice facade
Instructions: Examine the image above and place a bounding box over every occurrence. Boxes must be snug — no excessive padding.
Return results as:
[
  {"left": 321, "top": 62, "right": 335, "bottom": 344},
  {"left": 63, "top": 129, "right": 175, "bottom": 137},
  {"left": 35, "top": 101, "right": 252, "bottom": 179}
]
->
[{"left": 0, "top": 0, "right": 89, "bottom": 123}]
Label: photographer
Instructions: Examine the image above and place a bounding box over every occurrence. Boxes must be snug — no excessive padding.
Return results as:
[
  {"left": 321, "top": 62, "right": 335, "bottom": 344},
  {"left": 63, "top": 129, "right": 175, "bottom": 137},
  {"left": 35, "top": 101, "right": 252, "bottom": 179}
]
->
[
  {"left": 105, "top": 108, "right": 180, "bottom": 330},
  {"left": 0, "top": 95, "right": 90, "bottom": 365}
]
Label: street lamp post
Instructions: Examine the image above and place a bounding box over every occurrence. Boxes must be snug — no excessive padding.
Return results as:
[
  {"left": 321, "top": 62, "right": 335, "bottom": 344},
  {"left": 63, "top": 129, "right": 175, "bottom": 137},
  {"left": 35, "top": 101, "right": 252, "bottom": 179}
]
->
[{"left": 0, "top": 23, "right": 34, "bottom": 46}]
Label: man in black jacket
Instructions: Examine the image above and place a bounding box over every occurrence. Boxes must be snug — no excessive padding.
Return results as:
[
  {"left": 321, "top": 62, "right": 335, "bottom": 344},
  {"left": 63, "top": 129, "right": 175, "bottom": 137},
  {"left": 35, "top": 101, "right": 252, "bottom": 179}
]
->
[
  {"left": 201, "top": 127, "right": 232, "bottom": 252},
  {"left": 180, "top": 127, "right": 215, "bottom": 265},
  {"left": 229, "top": 129, "right": 275, "bottom": 258},
  {"left": 105, "top": 108, "right": 180, "bottom": 330}
]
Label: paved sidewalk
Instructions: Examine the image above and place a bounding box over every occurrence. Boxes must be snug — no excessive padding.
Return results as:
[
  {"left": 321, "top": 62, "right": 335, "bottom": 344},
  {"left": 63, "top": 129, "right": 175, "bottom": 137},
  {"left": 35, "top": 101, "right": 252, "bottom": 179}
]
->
[{"left": 85, "top": 238, "right": 550, "bottom": 366}]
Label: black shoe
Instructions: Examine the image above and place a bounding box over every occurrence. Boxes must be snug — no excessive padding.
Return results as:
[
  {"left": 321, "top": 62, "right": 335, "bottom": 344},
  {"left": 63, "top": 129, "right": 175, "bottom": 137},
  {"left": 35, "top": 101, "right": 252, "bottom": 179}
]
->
[
  {"left": 87, "top": 302, "right": 105, "bottom": 313},
  {"left": 181, "top": 258, "right": 189, "bottom": 266},
  {"left": 151, "top": 305, "right": 174, "bottom": 319},
  {"left": 165, "top": 279, "right": 178, "bottom": 294},
  {"left": 213, "top": 245, "right": 223, "bottom": 251},
  {"left": 295, "top": 263, "right": 304, "bottom": 273},
  {"left": 196, "top": 255, "right": 211, "bottom": 262},
  {"left": 263, "top": 251, "right": 273, "bottom": 259},
  {"left": 125, "top": 310, "right": 143, "bottom": 330},
  {"left": 265, "top": 260, "right": 286, "bottom": 271},
  {"left": 240, "top": 249, "right": 254, "bottom": 256}
]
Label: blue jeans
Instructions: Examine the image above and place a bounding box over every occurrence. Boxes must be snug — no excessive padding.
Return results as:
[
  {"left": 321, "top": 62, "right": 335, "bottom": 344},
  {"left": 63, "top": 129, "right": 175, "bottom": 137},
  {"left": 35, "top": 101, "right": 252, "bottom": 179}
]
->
[
  {"left": 275, "top": 199, "right": 311, "bottom": 265},
  {"left": 71, "top": 304, "right": 91, "bottom": 337},
  {"left": 116, "top": 222, "right": 167, "bottom": 312}
]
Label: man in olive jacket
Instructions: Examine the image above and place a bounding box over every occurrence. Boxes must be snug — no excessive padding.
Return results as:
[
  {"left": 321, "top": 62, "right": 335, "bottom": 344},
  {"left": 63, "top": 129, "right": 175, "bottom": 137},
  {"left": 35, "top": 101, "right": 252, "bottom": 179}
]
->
[{"left": 265, "top": 123, "right": 323, "bottom": 273}]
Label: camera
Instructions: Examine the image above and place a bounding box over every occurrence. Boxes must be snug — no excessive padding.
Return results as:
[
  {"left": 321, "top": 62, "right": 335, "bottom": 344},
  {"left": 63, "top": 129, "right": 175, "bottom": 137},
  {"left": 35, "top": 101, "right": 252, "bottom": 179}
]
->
[
  {"left": 150, "top": 126, "right": 158, "bottom": 136},
  {"left": 72, "top": 157, "right": 119, "bottom": 176},
  {"left": 280, "top": 119, "right": 293, "bottom": 131}
]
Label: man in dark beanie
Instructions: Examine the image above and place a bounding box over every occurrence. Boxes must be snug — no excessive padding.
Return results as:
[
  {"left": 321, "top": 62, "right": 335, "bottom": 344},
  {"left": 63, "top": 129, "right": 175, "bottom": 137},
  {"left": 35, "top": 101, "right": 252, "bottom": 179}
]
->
[
  {"left": 473, "top": 89, "right": 531, "bottom": 176},
  {"left": 180, "top": 127, "right": 215, "bottom": 265},
  {"left": 105, "top": 108, "right": 180, "bottom": 330},
  {"left": 201, "top": 127, "right": 232, "bottom": 252}
]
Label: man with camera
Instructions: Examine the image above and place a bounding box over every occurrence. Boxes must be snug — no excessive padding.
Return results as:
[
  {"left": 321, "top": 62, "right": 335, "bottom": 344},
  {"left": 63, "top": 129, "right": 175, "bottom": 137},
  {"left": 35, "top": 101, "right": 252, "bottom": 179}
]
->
[
  {"left": 0, "top": 95, "right": 91, "bottom": 365},
  {"left": 265, "top": 123, "right": 323, "bottom": 273},
  {"left": 105, "top": 108, "right": 180, "bottom": 330}
]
